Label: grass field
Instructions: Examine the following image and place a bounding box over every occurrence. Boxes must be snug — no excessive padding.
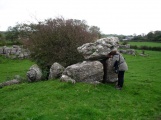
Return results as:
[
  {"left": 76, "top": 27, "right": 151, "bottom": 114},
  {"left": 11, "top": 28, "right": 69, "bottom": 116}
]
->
[
  {"left": 0, "top": 56, "right": 34, "bottom": 83},
  {"left": 128, "top": 41, "right": 161, "bottom": 47},
  {"left": 0, "top": 50, "right": 161, "bottom": 120}
]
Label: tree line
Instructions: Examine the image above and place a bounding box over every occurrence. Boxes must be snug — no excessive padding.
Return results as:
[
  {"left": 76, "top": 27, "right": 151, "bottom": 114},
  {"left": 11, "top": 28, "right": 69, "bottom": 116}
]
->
[{"left": 132, "top": 31, "right": 161, "bottom": 42}]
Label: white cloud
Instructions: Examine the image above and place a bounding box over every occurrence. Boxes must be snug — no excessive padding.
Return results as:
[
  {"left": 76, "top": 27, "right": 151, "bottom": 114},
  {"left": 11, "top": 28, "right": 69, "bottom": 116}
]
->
[{"left": 0, "top": 0, "right": 161, "bottom": 35}]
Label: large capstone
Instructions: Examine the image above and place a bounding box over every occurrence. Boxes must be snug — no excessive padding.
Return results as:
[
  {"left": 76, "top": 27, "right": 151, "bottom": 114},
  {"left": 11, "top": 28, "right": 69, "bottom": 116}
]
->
[{"left": 77, "top": 37, "right": 119, "bottom": 60}]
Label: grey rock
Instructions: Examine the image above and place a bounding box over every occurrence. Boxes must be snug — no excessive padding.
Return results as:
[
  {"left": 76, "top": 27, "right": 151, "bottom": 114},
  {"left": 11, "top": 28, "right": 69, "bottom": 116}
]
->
[
  {"left": 60, "top": 75, "right": 76, "bottom": 84},
  {"left": 27, "top": 64, "right": 42, "bottom": 82},
  {"left": 106, "top": 58, "right": 118, "bottom": 82},
  {"left": 77, "top": 37, "right": 119, "bottom": 60},
  {"left": 0, "top": 79, "right": 21, "bottom": 88},
  {"left": 3, "top": 47, "right": 11, "bottom": 54},
  {"left": 61, "top": 61, "right": 103, "bottom": 83},
  {"left": 49, "top": 62, "right": 65, "bottom": 79},
  {"left": 119, "top": 49, "right": 136, "bottom": 55},
  {"left": 10, "top": 48, "right": 17, "bottom": 54}
]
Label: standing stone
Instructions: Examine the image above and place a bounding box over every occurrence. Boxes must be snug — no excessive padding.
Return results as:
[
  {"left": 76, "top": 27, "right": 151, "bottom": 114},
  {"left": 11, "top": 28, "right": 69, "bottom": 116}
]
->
[
  {"left": 27, "top": 64, "right": 42, "bottom": 82},
  {"left": 61, "top": 61, "right": 103, "bottom": 83},
  {"left": 106, "top": 58, "right": 118, "bottom": 82},
  {"left": 49, "top": 62, "right": 65, "bottom": 79}
]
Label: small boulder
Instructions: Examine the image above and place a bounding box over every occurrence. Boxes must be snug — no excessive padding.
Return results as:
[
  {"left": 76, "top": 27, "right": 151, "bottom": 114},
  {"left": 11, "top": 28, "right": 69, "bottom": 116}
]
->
[
  {"left": 27, "top": 64, "right": 42, "bottom": 82},
  {"left": 48, "top": 62, "right": 65, "bottom": 79}
]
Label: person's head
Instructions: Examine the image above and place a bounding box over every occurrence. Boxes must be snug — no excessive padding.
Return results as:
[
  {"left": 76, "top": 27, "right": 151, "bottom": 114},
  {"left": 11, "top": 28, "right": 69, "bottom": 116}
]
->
[
  {"left": 109, "top": 50, "right": 117, "bottom": 55},
  {"left": 107, "top": 50, "right": 117, "bottom": 58}
]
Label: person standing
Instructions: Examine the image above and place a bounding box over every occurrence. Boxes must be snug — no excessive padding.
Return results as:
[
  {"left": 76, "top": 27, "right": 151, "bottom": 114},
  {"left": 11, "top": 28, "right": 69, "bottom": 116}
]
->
[{"left": 108, "top": 50, "right": 128, "bottom": 90}]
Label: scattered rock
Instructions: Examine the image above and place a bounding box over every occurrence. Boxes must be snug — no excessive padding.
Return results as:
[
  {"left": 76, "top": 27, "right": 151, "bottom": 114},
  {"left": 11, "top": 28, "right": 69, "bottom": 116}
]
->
[
  {"left": 0, "top": 79, "right": 21, "bottom": 88},
  {"left": 27, "top": 64, "right": 42, "bottom": 82},
  {"left": 60, "top": 75, "right": 76, "bottom": 84}
]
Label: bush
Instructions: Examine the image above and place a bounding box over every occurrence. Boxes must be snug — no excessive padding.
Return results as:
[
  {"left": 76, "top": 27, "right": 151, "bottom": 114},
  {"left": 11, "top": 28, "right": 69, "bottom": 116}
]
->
[{"left": 19, "top": 17, "right": 101, "bottom": 79}]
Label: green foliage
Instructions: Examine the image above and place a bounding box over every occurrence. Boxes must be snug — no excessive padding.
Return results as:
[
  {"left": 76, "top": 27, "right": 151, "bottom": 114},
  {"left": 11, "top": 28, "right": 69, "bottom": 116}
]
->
[
  {"left": 5, "top": 26, "right": 19, "bottom": 41},
  {"left": 0, "top": 50, "right": 161, "bottom": 119},
  {"left": 132, "top": 30, "right": 161, "bottom": 41}
]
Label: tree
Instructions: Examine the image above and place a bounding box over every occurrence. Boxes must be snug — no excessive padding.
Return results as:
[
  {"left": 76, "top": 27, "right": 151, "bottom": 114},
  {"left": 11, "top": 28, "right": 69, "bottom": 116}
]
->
[
  {"left": 18, "top": 17, "right": 101, "bottom": 79},
  {"left": 154, "top": 31, "right": 161, "bottom": 41},
  {"left": 89, "top": 26, "right": 101, "bottom": 40},
  {"left": 5, "top": 26, "right": 19, "bottom": 41},
  {"left": 147, "top": 31, "right": 154, "bottom": 41}
]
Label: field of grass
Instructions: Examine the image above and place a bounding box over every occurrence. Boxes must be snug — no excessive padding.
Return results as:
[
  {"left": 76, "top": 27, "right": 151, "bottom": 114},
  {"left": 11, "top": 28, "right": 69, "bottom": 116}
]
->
[
  {"left": 0, "top": 56, "right": 34, "bottom": 83},
  {"left": 128, "top": 41, "right": 161, "bottom": 47},
  {"left": 0, "top": 50, "right": 161, "bottom": 120}
]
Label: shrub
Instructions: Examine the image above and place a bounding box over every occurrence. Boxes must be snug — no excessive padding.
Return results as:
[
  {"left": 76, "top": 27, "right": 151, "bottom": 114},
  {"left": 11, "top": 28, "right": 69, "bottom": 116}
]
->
[{"left": 19, "top": 17, "right": 101, "bottom": 79}]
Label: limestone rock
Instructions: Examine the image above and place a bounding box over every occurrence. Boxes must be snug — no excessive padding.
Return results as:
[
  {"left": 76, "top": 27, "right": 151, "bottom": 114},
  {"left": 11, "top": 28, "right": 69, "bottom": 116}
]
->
[
  {"left": 61, "top": 61, "right": 103, "bottom": 83},
  {"left": 27, "top": 64, "right": 42, "bottom": 82},
  {"left": 77, "top": 37, "right": 119, "bottom": 60},
  {"left": 0, "top": 79, "right": 21, "bottom": 88},
  {"left": 60, "top": 75, "right": 76, "bottom": 84},
  {"left": 106, "top": 58, "right": 118, "bottom": 82},
  {"left": 49, "top": 62, "right": 65, "bottom": 79}
]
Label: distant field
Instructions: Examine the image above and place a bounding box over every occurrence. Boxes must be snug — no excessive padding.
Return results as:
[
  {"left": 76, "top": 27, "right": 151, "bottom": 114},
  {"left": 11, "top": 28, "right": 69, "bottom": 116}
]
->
[{"left": 128, "top": 41, "right": 161, "bottom": 47}]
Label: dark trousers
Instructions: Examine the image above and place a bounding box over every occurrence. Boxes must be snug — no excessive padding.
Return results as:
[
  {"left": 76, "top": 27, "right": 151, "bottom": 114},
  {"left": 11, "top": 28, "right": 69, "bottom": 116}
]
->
[{"left": 118, "top": 71, "right": 125, "bottom": 87}]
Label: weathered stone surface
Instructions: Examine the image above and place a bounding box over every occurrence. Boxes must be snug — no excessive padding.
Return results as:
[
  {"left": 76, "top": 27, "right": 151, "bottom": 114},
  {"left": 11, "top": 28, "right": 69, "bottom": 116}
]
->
[
  {"left": 106, "top": 58, "right": 118, "bottom": 82},
  {"left": 49, "top": 62, "right": 65, "bottom": 79},
  {"left": 0, "top": 79, "right": 20, "bottom": 88},
  {"left": 119, "top": 49, "right": 135, "bottom": 55},
  {"left": 10, "top": 48, "right": 17, "bottom": 54},
  {"left": 27, "top": 64, "right": 42, "bottom": 82},
  {"left": 0, "top": 45, "right": 30, "bottom": 59},
  {"left": 77, "top": 37, "right": 119, "bottom": 60},
  {"left": 3, "top": 47, "right": 11, "bottom": 54},
  {"left": 60, "top": 75, "right": 76, "bottom": 84},
  {"left": 61, "top": 61, "right": 103, "bottom": 83}
]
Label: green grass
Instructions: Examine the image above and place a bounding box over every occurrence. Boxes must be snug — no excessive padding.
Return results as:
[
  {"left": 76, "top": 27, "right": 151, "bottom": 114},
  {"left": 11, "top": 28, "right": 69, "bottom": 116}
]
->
[
  {"left": 0, "top": 51, "right": 161, "bottom": 120},
  {"left": 128, "top": 42, "right": 161, "bottom": 47},
  {"left": 0, "top": 56, "right": 34, "bottom": 83}
]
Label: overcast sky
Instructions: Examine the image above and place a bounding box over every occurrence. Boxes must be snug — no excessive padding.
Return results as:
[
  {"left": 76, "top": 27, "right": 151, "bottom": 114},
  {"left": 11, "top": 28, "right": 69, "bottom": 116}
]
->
[{"left": 0, "top": 0, "right": 161, "bottom": 35}]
